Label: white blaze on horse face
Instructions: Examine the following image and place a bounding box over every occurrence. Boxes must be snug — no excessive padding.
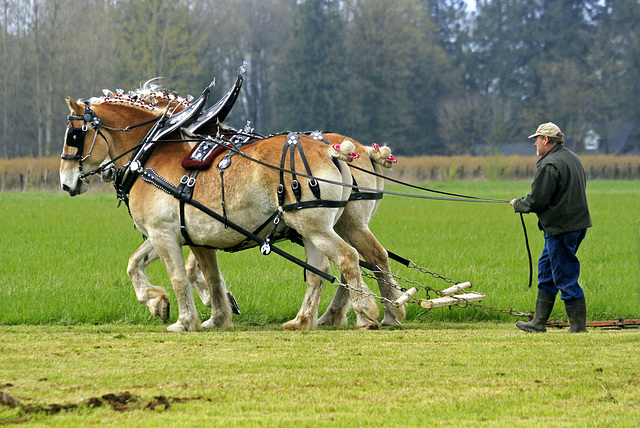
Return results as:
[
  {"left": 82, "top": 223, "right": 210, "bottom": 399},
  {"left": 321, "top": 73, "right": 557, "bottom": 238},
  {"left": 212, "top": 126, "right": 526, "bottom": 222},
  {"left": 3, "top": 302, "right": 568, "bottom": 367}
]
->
[
  {"left": 59, "top": 159, "right": 87, "bottom": 196},
  {"left": 59, "top": 125, "right": 87, "bottom": 196},
  {"left": 60, "top": 101, "right": 110, "bottom": 196}
]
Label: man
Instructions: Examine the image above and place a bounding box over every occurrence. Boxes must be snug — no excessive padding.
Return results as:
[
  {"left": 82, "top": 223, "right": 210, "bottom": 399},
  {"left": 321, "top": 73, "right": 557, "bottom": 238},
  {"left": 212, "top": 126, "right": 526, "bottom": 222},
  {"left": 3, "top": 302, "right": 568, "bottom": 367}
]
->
[{"left": 510, "top": 122, "right": 592, "bottom": 333}]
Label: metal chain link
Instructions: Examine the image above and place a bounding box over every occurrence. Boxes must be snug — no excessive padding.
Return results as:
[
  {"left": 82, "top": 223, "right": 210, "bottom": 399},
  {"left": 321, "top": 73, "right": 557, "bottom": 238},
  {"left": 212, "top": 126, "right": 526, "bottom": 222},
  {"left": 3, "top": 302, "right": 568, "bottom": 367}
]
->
[
  {"left": 334, "top": 278, "right": 396, "bottom": 306},
  {"left": 406, "top": 259, "right": 459, "bottom": 286}
]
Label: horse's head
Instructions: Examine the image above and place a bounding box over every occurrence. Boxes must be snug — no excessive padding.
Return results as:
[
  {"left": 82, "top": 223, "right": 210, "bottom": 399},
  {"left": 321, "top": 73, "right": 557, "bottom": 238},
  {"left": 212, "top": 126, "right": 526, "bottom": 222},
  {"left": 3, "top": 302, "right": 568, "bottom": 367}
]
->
[
  {"left": 60, "top": 97, "right": 112, "bottom": 196},
  {"left": 60, "top": 81, "right": 212, "bottom": 196}
]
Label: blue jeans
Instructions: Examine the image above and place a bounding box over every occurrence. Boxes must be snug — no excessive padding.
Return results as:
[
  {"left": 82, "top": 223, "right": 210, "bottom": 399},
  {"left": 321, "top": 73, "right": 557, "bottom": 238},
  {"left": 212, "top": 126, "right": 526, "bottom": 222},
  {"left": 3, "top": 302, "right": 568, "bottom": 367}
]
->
[{"left": 537, "top": 230, "right": 587, "bottom": 301}]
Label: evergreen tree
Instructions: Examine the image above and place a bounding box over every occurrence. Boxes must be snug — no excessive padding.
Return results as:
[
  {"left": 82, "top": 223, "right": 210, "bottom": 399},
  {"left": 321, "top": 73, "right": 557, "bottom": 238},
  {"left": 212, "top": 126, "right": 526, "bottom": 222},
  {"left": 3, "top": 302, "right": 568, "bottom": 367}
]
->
[
  {"left": 347, "top": 0, "right": 460, "bottom": 154},
  {"left": 587, "top": 0, "right": 640, "bottom": 153},
  {"left": 274, "top": 0, "right": 350, "bottom": 133}
]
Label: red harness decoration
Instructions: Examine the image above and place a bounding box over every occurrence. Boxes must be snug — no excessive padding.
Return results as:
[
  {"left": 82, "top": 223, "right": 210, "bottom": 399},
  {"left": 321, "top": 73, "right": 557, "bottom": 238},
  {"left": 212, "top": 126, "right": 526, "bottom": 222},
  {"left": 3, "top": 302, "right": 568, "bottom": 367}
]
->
[
  {"left": 331, "top": 143, "right": 359, "bottom": 159},
  {"left": 181, "top": 140, "right": 227, "bottom": 170},
  {"left": 372, "top": 142, "right": 397, "bottom": 163}
]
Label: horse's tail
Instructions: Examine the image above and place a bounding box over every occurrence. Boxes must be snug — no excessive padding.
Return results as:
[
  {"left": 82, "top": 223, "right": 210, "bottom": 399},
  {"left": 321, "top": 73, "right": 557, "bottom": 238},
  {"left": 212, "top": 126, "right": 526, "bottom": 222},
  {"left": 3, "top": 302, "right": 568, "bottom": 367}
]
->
[
  {"left": 329, "top": 140, "right": 358, "bottom": 162},
  {"left": 365, "top": 144, "right": 396, "bottom": 169}
]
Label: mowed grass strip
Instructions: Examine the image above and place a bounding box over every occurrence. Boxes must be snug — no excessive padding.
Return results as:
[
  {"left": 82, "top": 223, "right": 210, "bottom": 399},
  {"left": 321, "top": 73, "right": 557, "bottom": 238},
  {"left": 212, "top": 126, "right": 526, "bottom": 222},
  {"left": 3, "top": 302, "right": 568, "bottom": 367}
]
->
[
  {"left": 0, "top": 180, "right": 637, "bottom": 327},
  {"left": 0, "top": 324, "right": 639, "bottom": 426}
]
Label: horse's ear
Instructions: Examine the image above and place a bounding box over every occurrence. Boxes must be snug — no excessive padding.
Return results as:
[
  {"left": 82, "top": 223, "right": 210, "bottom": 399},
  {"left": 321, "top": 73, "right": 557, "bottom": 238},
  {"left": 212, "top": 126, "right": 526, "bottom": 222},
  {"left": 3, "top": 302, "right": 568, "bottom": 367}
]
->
[{"left": 66, "top": 97, "right": 84, "bottom": 115}]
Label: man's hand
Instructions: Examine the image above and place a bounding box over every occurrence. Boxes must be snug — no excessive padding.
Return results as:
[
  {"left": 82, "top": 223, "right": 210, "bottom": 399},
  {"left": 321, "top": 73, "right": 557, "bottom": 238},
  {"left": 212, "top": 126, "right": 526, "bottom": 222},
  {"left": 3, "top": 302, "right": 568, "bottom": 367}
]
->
[{"left": 510, "top": 199, "right": 517, "bottom": 206}]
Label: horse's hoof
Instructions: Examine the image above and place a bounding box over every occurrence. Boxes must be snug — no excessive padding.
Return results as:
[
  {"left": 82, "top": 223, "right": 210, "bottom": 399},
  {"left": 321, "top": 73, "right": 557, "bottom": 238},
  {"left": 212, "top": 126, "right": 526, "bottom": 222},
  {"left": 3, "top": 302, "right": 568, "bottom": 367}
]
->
[
  {"left": 282, "top": 320, "right": 299, "bottom": 331},
  {"left": 167, "top": 322, "right": 187, "bottom": 333},
  {"left": 156, "top": 298, "right": 170, "bottom": 323},
  {"left": 381, "top": 316, "right": 402, "bottom": 327},
  {"left": 317, "top": 316, "right": 330, "bottom": 326},
  {"left": 283, "top": 317, "right": 316, "bottom": 331},
  {"left": 357, "top": 322, "right": 379, "bottom": 331},
  {"left": 202, "top": 317, "right": 233, "bottom": 329},
  {"left": 318, "top": 314, "right": 348, "bottom": 326}
]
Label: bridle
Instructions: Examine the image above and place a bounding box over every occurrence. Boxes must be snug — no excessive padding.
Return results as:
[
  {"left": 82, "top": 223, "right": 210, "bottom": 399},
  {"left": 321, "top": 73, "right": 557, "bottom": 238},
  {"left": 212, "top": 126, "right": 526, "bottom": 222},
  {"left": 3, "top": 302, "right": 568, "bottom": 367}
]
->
[
  {"left": 62, "top": 100, "right": 162, "bottom": 183},
  {"left": 62, "top": 101, "right": 107, "bottom": 182}
]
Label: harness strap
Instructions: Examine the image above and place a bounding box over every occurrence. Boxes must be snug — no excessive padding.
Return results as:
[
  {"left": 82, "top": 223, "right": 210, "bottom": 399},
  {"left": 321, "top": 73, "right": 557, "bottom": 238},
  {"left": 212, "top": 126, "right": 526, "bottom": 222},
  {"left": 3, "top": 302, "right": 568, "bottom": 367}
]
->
[
  {"left": 180, "top": 201, "right": 196, "bottom": 247},
  {"left": 140, "top": 167, "right": 336, "bottom": 283},
  {"left": 280, "top": 133, "right": 322, "bottom": 206},
  {"left": 287, "top": 134, "right": 302, "bottom": 202},
  {"left": 281, "top": 199, "right": 348, "bottom": 211},
  {"left": 293, "top": 134, "right": 321, "bottom": 199},
  {"left": 217, "top": 139, "right": 244, "bottom": 228},
  {"left": 348, "top": 192, "right": 383, "bottom": 201},
  {"left": 177, "top": 170, "right": 199, "bottom": 246},
  {"left": 278, "top": 142, "right": 288, "bottom": 206},
  {"left": 112, "top": 110, "right": 169, "bottom": 206}
]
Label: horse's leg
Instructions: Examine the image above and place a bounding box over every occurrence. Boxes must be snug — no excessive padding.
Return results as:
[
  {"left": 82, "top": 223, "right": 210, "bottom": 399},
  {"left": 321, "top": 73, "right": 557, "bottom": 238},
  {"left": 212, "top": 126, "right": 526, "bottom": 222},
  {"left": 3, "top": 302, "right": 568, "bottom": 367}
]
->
[
  {"left": 304, "top": 231, "right": 379, "bottom": 330},
  {"left": 127, "top": 240, "right": 170, "bottom": 322},
  {"left": 185, "top": 251, "right": 211, "bottom": 308},
  {"left": 190, "top": 247, "right": 233, "bottom": 329},
  {"left": 282, "top": 240, "right": 330, "bottom": 331},
  {"left": 151, "top": 238, "right": 201, "bottom": 332},
  {"left": 340, "top": 227, "right": 406, "bottom": 326},
  {"left": 317, "top": 275, "right": 351, "bottom": 326}
]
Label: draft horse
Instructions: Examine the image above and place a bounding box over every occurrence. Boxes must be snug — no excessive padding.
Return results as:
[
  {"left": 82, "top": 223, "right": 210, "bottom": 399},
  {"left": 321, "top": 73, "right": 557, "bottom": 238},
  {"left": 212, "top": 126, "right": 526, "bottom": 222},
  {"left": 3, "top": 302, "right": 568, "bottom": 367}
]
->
[
  {"left": 96, "top": 83, "right": 407, "bottom": 329},
  {"left": 60, "top": 94, "right": 383, "bottom": 331}
]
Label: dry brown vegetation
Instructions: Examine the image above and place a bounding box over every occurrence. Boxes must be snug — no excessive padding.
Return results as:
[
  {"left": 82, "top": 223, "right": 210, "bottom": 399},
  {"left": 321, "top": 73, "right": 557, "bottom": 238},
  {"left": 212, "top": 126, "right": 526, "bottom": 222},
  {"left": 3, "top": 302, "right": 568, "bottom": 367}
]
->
[
  {"left": 391, "top": 154, "right": 640, "bottom": 183},
  {"left": 1, "top": 155, "right": 639, "bottom": 192},
  {"left": 0, "top": 157, "right": 110, "bottom": 192}
]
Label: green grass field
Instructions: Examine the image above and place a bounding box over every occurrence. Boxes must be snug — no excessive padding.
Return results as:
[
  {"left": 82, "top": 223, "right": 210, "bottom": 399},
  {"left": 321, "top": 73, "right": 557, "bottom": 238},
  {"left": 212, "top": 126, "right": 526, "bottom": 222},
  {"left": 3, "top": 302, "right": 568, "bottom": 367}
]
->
[
  {"left": 0, "top": 181, "right": 638, "bottom": 326},
  {"left": 1, "top": 324, "right": 639, "bottom": 426},
  {"left": 0, "top": 181, "right": 639, "bottom": 426}
]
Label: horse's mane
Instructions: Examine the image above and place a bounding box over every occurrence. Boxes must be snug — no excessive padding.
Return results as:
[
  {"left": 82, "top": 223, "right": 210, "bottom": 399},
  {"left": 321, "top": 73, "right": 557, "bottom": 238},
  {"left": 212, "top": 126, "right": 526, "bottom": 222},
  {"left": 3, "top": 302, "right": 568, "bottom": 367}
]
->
[{"left": 87, "top": 78, "right": 192, "bottom": 117}]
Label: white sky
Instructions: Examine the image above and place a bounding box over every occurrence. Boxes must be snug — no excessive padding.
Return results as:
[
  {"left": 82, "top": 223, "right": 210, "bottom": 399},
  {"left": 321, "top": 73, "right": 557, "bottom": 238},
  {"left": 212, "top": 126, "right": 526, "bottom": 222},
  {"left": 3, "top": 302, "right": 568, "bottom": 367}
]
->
[{"left": 465, "top": 0, "right": 477, "bottom": 11}]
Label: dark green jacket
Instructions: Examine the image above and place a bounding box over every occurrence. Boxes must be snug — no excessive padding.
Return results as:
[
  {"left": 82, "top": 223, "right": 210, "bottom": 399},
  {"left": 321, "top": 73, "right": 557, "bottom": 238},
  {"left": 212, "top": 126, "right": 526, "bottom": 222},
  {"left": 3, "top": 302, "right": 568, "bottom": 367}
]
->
[{"left": 513, "top": 144, "right": 592, "bottom": 235}]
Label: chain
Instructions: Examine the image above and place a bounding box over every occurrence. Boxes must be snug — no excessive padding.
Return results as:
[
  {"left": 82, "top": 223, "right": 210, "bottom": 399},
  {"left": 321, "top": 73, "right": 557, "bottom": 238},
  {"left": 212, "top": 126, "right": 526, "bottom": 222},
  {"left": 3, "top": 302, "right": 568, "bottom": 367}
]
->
[
  {"left": 465, "top": 302, "right": 533, "bottom": 319},
  {"left": 101, "top": 124, "right": 133, "bottom": 132},
  {"left": 406, "top": 260, "right": 458, "bottom": 285},
  {"left": 335, "top": 279, "right": 396, "bottom": 305}
]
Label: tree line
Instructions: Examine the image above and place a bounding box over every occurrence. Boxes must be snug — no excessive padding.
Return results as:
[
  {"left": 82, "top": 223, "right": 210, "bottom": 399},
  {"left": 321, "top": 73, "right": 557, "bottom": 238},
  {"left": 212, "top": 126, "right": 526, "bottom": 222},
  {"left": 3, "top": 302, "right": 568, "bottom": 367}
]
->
[{"left": 1, "top": 0, "right": 639, "bottom": 158}]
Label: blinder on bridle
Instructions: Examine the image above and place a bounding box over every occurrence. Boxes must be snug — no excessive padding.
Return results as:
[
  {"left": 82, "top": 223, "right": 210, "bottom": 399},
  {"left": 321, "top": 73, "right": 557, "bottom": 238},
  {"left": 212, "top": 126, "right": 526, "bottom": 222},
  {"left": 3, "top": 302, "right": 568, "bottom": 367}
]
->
[{"left": 62, "top": 101, "right": 102, "bottom": 162}]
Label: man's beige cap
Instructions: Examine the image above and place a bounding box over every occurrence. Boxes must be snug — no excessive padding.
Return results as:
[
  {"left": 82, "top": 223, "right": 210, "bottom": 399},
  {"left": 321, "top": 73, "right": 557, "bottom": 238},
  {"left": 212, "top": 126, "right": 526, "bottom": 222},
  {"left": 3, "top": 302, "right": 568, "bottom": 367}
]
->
[{"left": 528, "top": 122, "right": 564, "bottom": 139}]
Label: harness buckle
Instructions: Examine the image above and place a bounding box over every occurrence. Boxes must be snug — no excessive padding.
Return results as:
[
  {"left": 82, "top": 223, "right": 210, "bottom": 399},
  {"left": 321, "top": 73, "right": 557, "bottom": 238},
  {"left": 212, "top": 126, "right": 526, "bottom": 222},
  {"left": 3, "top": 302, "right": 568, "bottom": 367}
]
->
[
  {"left": 180, "top": 175, "right": 189, "bottom": 185},
  {"left": 187, "top": 177, "right": 196, "bottom": 187},
  {"left": 260, "top": 241, "right": 271, "bottom": 255}
]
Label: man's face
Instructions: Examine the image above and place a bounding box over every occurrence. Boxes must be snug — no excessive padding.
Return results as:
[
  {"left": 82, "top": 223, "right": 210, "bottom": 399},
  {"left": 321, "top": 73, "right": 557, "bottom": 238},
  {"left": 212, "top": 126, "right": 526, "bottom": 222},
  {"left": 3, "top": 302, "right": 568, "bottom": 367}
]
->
[{"left": 534, "top": 136, "right": 548, "bottom": 156}]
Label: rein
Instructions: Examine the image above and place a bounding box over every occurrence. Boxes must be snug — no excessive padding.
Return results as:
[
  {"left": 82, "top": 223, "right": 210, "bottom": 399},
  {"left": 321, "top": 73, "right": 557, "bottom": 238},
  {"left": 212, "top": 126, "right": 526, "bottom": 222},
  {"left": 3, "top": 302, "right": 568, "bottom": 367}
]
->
[
  {"left": 212, "top": 137, "right": 532, "bottom": 287},
  {"left": 347, "top": 163, "right": 510, "bottom": 203}
]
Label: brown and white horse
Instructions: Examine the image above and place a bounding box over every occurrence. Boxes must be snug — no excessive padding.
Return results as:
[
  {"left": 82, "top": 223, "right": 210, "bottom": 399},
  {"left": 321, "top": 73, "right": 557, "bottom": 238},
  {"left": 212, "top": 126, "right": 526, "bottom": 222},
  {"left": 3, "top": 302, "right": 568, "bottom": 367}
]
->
[
  {"left": 99, "top": 86, "right": 407, "bottom": 328},
  {"left": 60, "top": 95, "right": 384, "bottom": 331},
  {"left": 127, "top": 133, "right": 406, "bottom": 328}
]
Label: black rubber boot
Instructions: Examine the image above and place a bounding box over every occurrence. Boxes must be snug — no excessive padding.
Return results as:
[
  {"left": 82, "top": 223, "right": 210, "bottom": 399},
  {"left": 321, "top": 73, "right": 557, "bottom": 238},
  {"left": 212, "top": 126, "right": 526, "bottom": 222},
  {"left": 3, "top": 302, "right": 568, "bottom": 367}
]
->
[
  {"left": 516, "top": 290, "right": 556, "bottom": 333},
  {"left": 565, "top": 297, "right": 588, "bottom": 333}
]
